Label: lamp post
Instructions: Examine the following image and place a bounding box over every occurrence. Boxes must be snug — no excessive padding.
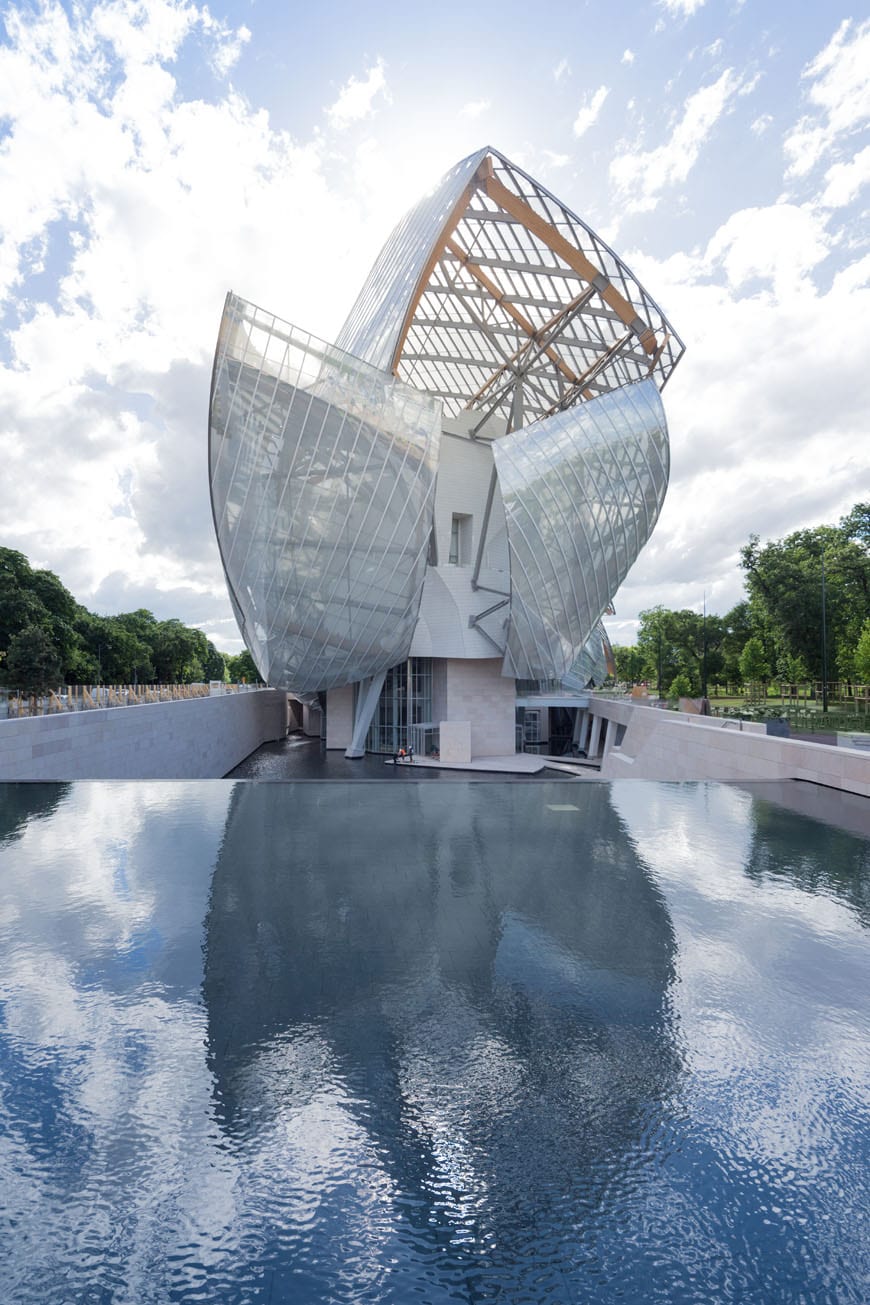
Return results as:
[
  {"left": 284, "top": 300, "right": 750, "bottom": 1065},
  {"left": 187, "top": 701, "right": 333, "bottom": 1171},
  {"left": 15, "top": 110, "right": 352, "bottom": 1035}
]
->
[
  {"left": 701, "top": 592, "right": 708, "bottom": 700},
  {"left": 821, "top": 550, "right": 828, "bottom": 713}
]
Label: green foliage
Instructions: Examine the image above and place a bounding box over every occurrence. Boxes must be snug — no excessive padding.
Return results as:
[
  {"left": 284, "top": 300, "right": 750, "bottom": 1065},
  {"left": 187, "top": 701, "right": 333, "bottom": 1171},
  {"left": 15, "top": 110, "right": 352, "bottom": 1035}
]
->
[
  {"left": 667, "top": 672, "right": 693, "bottom": 701},
  {"left": 4, "top": 624, "right": 63, "bottom": 695},
  {"left": 778, "top": 652, "right": 808, "bottom": 684},
  {"left": 740, "top": 504, "right": 869, "bottom": 680},
  {"left": 0, "top": 547, "right": 80, "bottom": 677},
  {"left": 612, "top": 644, "right": 645, "bottom": 683},
  {"left": 203, "top": 642, "right": 228, "bottom": 682},
  {"left": 0, "top": 548, "right": 240, "bottom": 685},
  {"left": 855, "top": 619, "right": 870, "bottom": 684},
  {"left": 636, "top": 606, "right": 725, "bottom": 695},
  {"left": 227, "top": 650, "right": 263, "bottom": 684},
  {"left": 739, "top": 636, "right": 770, "bottom": 685}
]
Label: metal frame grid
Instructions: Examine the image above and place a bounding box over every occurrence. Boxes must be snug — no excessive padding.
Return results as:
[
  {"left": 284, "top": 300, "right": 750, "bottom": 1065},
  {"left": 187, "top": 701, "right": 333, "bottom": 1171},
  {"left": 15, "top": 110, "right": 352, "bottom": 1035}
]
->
[
  {"left": 494, "top": 378, "right": 668, "bottom": 681},
  {"left": 209, "top": 293, "right": 442, "bottom": 695},
  {"left": 337, "top": 147, "right": 685, "bottom": 429}
]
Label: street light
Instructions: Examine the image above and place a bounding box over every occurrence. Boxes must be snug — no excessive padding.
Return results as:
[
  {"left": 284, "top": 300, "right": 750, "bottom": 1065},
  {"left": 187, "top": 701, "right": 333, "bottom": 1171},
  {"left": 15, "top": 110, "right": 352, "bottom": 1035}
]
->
[
  {"left": 821, "top": 550, "right": 828, "bottom": 713},
  {"left": 701, "top": 591, "right": 708, "bottom": 701}
]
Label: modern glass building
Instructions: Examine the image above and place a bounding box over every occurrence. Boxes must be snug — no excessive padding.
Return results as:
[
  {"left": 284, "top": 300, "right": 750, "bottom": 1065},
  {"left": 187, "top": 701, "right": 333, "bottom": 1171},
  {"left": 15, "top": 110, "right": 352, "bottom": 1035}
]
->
[{"left": 209, "top": 147, "right": 684, "bottom": 759}]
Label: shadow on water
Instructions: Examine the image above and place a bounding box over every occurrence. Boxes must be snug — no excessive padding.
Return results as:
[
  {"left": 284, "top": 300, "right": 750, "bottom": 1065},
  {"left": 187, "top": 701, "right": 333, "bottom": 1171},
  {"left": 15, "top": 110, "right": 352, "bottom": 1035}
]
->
[{"left": 203, "top": 781, "right": 681, "bottom": 1302}]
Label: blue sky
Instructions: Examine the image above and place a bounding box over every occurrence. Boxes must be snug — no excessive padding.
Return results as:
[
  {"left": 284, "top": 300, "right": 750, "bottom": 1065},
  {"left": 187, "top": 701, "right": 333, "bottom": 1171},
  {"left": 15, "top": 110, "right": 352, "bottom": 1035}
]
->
[{"left": 0, "top": 0, "right": 867, "bottom": 650}]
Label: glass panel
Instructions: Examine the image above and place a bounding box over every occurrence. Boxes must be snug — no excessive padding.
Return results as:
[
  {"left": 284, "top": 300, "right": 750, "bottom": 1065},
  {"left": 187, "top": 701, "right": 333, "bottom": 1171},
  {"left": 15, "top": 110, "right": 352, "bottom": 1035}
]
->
[
  {"left": 494, "top": 378, "right": 668, "bottom": 681},
  {"left": 209, "top": 295, "right": 442, "bottom": 695},
  {"left": 365, "top": 658, "right": 433, "bottom": 754}
]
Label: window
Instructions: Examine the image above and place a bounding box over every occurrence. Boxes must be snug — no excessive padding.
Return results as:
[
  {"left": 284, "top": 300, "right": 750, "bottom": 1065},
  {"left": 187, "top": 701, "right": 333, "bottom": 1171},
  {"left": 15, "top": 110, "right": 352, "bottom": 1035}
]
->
[{"left": 449, "top": 513, "right": 472, "bottom": 565}]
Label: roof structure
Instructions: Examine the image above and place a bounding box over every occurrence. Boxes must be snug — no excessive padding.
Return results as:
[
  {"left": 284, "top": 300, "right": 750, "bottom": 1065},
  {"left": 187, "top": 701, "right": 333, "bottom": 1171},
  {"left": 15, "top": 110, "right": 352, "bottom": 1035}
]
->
[{"left": 337, "top": 147, "right": 685, "bottom": 432}]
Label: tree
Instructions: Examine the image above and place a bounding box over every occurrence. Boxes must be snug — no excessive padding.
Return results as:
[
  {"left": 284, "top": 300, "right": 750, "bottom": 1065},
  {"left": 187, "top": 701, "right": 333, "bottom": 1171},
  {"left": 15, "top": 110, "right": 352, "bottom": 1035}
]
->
[
  {"left": 151, "top": 620, "right": 207, "bottom": 682},
  {"left": 855, "top": 619, "right": 870, "bottom": 684},
  {"left": 612, "top": 644, "right": 645, "bottom": 684},
  {"left": 667, "top": 672, "right": 693, "bottom": 701},
  {"left": 227, "top": 650, "right": 263, "bottom": 684},
  {"left": 739, "top": 636, "right": 770, "bottom": 686},
  {"left": 203, "top": 641, "right": 228, "bottom": 682},
  {"left": 636, "top": 606, "right": 726, "bottom": 695},
  {"left": 0, "top": 547, "right": 83, "bottom": 679},
  {"left": 740, "top": 506, "right": 870, "bottom": 680},
  {"left": 3, "top": 624, "right": 63, "bottom": 704}
]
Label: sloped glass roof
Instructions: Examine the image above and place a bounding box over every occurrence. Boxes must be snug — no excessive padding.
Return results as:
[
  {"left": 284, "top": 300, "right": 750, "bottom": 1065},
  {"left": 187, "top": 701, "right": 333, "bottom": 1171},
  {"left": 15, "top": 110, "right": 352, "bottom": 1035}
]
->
[{"left": 337, "top": 147, "right": 685, "bottom": 431}]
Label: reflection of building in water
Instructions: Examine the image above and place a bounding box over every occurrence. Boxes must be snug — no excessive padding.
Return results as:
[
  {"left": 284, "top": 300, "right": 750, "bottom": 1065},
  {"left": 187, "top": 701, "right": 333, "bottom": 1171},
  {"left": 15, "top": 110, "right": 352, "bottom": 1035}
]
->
[
  {"left": 203, "top": 783, "right": 681, "bottom": 1298},
  {"left": 209, "top": 146, "right": 684, "bottom": 759}
]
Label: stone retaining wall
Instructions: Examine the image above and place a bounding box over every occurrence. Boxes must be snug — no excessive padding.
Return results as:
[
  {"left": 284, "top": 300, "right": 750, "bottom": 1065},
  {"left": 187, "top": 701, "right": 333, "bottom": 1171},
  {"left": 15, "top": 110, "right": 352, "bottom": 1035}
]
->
[{"left": 0, "top": 689, "right": 288, "bottom": 781}]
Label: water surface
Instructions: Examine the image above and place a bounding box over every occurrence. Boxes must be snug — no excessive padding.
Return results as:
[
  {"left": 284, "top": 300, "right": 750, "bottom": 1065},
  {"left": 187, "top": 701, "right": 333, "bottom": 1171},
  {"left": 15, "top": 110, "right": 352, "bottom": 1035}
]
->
[{"left": 0, "top": 780, "right": 868, "bottom": 1303}]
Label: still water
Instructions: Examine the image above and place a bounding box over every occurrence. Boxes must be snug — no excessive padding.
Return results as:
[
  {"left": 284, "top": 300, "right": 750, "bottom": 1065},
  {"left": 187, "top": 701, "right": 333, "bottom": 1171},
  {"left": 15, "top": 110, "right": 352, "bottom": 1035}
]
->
[{"left": 0, "top": 780, "right": 868, "bottom": 1304}]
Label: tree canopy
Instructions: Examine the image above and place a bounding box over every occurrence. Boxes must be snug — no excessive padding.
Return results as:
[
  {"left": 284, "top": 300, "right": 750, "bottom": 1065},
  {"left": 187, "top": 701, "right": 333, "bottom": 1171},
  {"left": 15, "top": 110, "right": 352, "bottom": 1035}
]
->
[
  {"left": 611, "top": 502, "right": 869, "bottom": 690},
  {"left": 0, "top": 546, "right": 241, "bottom": 688},
  {"left": 740, "top": 504, "right": 869, "bottom": 680}
]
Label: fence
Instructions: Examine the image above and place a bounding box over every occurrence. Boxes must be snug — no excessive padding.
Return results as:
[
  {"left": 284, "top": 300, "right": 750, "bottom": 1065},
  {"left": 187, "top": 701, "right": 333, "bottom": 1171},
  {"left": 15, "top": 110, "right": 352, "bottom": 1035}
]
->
[{"left": 1, "top": 682, "right": 261, "bottom": 719}]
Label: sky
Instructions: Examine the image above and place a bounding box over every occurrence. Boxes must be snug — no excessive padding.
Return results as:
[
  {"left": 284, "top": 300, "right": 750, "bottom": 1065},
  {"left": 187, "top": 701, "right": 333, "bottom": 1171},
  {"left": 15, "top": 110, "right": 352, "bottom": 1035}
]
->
[{"left": 0, "top": 0, "right": 867, "bottom": 652}]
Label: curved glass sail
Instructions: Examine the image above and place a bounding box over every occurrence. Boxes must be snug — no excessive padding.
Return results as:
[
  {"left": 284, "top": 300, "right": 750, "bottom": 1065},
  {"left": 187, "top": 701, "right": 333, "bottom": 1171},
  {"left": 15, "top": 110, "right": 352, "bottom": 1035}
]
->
[
  {"left": 494, "top": 379, "right": 668, "bottom": 681},
  {"left": 209, "top": 294, "right": 441, "bottom": 694}
]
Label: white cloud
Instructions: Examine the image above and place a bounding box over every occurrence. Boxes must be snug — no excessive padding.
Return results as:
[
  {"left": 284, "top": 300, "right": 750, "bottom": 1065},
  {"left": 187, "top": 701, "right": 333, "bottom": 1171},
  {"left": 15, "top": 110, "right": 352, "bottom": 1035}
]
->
[
  {"left": 784, "top": 18, "right": 870, "bottom": 179},
  {"left": 705, "top": 37, "right": 723, "bottom": 57},
  {"left": 0, "top": 1, "right": 375, "bottom": 645},
  {"left": 621, "top": 49, "right": 635, "bottom": 65},
  {"left": 553, "top": 57, "right": 569, "bottom": 82},
  {"left": 704, "top": 202, "right": 831, "bottom": 298},
  {"left": 751, "top": 113, "right": 772, "bottom": 136},
  {"left": 325, "top": 58, "right": 389, "bottom": 130},
  {"left": 202, "top": 16, "right": 251, "bottom": 77},
  {"left": 609, "top": 200, "right": 867, "bottom": 629},
  {"left": 573, "top": 85, "right": 609, "bottom": 139},
  {"left": 610, "top": 69, "right": 743, "bottom": 212},
  {"left": 820, "top": 144, "right": 870, "bottom": 208},
  {"left": 658, "top": 0, "right": 707, "bottom": 16},
  {"left": 459, "top": 98, "right": 490, "bottom": 119},
  {"left": 543, "top": 149, "right": 570, "bottom": 169}
]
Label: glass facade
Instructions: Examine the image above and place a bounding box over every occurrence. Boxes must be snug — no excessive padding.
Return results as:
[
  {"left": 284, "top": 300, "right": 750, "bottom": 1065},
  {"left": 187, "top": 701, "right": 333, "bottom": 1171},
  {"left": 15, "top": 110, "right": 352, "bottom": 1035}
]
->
[
  {"left": 365, "top": 658, "right": 433, "bottom": 754},
  {"left": 210, "top": 295, "right": 441, "bottom": 695},
  {"left": 494, "top": 379, "right": 668, "bottom": 681},
  {"left": 209, "top": 149, "right": 683, "bottom": 719}
]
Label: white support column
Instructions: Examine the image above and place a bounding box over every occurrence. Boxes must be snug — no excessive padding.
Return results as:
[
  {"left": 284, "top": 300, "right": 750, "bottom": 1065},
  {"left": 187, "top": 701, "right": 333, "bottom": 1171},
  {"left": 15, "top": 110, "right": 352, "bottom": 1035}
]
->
[
  {"left": 575, "top": 709, "right": 591, "bottom": 753},
  {"left": 602, "top": 716, "right": 617, "bottom": 758},
  {"left": 345, "top": 670, "right": 387, "bottom": 758},
  {"left": 587, "top": 711, "right": 603, "bottom": 759}
]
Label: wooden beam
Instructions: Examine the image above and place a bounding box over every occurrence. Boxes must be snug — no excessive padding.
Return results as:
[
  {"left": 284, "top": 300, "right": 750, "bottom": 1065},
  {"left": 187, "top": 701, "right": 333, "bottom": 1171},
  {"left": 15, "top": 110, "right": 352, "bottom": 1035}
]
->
[
  {"left": 446, "top": 236, "right": 579, "bottom": 387},
  {"left": 483, "top": 173, "right": 658, "bottom": 355},
  {"left": 459, "top": 283, "right": 600, "bottom": 408},
  {"left": 388, "top": 157, "right": 493, "bottom": 376}
]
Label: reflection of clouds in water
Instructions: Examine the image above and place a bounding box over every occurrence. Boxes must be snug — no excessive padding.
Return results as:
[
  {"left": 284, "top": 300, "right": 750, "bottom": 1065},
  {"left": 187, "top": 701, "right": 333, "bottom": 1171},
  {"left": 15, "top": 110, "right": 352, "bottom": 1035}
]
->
[
  {"left": 610, "top": 779, "right": 870, "bottom": 1283},
  {"left": 204, "top": 782, "right": 681, "bottom": 1294},
  {"left": 0, "top": 782, "right": 243, "bottom": 1303},
  {"left": 226, "top": 1029, "right": 400, "bottom": 1297}
]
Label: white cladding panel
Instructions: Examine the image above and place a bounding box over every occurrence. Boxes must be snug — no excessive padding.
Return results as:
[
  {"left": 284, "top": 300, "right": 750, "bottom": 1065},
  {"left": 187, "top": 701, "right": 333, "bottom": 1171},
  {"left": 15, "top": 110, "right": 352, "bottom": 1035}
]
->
[{"left": 410, "top": 425, "right": 510, "bottom": 660}]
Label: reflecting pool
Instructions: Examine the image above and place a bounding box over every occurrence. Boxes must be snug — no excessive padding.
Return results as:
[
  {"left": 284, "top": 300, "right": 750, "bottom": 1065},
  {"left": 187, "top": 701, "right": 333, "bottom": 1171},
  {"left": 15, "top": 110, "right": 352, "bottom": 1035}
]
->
[{"left": 0, "top": 780, "right": 868, "bottom": 1304}]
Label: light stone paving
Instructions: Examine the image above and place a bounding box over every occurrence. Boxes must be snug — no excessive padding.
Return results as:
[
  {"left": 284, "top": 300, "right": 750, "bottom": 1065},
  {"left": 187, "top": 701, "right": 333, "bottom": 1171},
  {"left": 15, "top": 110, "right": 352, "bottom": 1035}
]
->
[{"left": 385, "top": 752, "right": 547, "bottom": 775}]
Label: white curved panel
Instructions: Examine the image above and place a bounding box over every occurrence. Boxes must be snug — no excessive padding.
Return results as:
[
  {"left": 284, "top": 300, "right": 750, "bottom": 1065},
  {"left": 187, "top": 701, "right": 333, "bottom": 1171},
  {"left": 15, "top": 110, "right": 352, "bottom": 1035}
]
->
[{"left": 495, "top": 379, "right": 668, "bottom": 681}]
